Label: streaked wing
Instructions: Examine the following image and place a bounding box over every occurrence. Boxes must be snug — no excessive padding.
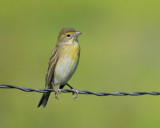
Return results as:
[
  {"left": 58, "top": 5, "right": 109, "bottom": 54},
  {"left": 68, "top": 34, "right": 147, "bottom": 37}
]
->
[{"left": 45, "top": 46, "right": 58, "bottom": 89}]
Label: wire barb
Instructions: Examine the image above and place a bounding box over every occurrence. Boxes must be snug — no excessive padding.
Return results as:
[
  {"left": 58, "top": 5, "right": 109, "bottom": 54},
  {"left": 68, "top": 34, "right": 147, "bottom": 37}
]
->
[{"left": 0, "top": 84, "right": 160, "bottom": 96}]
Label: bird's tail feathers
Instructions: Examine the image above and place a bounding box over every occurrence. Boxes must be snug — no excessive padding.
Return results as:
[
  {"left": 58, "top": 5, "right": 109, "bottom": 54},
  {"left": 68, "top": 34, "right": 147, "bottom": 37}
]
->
[{"left": 38, "top": 92, "right": 51, "bottom": 108}]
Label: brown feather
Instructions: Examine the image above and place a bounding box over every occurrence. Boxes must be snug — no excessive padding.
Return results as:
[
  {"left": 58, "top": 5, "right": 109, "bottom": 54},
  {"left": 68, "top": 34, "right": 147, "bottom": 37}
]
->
[
  {"left": 38, "top": 45, "right": 59, "bottom": 108},
  {"left": 45, "top": 46, "right": 59, "bottom": 89}
]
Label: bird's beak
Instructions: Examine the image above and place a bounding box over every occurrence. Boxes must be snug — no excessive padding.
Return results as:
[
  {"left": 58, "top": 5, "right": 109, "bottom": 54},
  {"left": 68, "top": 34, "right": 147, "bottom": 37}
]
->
[{"left": 74, "top": 31, "right": 81, "bottom": 37}]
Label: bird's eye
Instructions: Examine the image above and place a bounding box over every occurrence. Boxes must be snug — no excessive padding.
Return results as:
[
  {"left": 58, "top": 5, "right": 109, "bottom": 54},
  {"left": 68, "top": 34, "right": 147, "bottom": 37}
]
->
[{"left": 67, "top": 34, "right": 71, "bottom": 37}]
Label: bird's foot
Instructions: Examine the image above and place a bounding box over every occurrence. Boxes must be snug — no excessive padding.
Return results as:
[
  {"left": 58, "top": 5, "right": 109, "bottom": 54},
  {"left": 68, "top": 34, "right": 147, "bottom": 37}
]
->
[
  {"left": 72, "top": 88, "right": 79, "bottom": 100},
  {"left": 54, "top": 88, "right": 61, "bottom": 99}
]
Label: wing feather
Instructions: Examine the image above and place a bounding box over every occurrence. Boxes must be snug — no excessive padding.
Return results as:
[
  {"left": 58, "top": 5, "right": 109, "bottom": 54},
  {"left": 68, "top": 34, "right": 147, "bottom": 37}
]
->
[{"left": 45, "top": 46, "right": 58, "bottom": 89}]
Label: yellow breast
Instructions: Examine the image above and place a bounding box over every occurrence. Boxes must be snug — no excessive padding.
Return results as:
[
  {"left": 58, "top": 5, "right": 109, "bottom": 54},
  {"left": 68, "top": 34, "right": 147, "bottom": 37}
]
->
[
  {"left": 54, "top": 43, "right": 80, "bottom": 85},
  {"left": 65, "top": 43, "right": 80, "bottom": 66}
]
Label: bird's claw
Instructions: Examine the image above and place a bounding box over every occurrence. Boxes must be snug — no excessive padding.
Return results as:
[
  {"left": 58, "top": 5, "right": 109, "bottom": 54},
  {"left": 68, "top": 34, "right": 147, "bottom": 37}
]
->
[
  {"left": 54, "top": 88, "right": 61, "bottom": 99},
  {"left": 72, "top": 88, "right": 79, "bottom": 100}
]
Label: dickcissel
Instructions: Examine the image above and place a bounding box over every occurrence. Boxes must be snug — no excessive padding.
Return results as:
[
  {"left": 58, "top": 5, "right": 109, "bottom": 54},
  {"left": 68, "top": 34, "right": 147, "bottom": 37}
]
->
[{"left": 38, "top": 27, "right": 81, "bottom": 108}]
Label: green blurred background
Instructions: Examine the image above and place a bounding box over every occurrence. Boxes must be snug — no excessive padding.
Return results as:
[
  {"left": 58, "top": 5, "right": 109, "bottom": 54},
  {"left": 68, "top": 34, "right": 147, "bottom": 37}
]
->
[{"left": 0, "top": 0, "right": 160, "bottom": 128}]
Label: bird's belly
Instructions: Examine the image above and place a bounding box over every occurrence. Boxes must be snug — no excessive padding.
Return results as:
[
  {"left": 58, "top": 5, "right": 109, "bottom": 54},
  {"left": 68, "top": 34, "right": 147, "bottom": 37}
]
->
[{"left": 54, "top": 55, "right": 79, "bottom": 85}]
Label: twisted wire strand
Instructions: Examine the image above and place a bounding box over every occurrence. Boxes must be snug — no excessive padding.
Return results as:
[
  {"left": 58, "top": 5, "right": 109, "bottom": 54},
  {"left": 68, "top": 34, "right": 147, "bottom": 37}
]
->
[{"left": 0, "top": 84, "right": 160, "bottom": 96}]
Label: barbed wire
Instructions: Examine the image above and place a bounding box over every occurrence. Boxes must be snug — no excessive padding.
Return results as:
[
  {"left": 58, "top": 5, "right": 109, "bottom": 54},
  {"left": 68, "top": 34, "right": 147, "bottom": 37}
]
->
[{"left": 0, "top": 84, "right": 160, "bottom": 96}]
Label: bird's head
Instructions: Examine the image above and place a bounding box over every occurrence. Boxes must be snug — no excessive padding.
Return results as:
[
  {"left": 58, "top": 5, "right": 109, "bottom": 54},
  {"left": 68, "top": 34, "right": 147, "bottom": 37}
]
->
[{"left": 58, "top": 27, "right": 81, "bottom": 44}]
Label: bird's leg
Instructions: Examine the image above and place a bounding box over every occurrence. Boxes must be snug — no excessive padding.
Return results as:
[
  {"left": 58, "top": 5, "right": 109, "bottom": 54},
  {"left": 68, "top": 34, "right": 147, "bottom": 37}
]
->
[
  {"left": 59, "top": 84, "right": 65, "bottom": 89},
  {"left": 66, "top": 83, "right": 79, "bottom": 100},
  {"left": 51, "top": 82, "right": 61, "bottom": 99}
]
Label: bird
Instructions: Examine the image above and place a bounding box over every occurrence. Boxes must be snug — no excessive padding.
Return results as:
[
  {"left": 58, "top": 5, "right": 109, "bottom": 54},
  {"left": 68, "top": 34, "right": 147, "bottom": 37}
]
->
[{"left": 38, "top": 27, "right": 81, "bottom": 108}]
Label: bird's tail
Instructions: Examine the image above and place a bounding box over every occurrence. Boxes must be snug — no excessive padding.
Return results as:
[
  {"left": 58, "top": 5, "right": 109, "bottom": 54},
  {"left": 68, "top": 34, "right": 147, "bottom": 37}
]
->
[{"left": 38, "top": 92, "right": 51, "bottom": 108}]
